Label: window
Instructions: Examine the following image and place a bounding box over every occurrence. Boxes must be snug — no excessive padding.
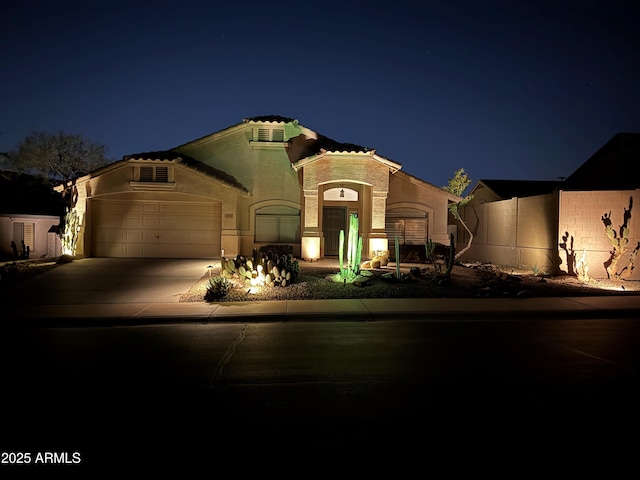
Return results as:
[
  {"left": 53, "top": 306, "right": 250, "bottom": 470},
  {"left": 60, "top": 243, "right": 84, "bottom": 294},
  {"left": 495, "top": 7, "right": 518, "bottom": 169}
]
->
[
  {"left": 385, "top": 209, "right": 428, "bottom": 245},
  {"left": 139, "top": 166, "right": 169, "bottom": 182},
  {"left": 255, "top": 206, "right": 300, "bottom": 243},
  {"left": 13, "top": 221, "right": 35, "bottom": 250}
]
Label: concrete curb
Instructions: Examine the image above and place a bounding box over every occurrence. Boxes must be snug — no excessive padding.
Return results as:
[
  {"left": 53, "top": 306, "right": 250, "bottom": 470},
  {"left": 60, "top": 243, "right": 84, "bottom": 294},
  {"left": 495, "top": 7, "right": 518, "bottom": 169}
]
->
[{"left": 3, "top": 295, "right": 639, "bottom": 328}]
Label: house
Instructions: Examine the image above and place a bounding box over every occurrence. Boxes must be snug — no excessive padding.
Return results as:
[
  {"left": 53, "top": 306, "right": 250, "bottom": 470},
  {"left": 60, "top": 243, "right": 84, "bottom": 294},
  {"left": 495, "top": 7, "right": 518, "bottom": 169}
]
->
[
  {"left": 0, "top": 171, "right": 64, "bottom": 261},
  {"left": 458, "top": 133, "right": 640, "bottom": 279},
  {"left": 58, "top": 116, "right": 460, "bottom": 261}
]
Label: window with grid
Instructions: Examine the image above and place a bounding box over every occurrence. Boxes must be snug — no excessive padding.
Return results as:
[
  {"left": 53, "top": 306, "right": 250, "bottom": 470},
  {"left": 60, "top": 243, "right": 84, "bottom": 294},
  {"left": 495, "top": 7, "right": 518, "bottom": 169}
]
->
[
  {"left": 13, "top": 221, "right": 35, "bottom": 250},
  {"left": 255, "top": 206, "right": 300, "bottom": 243}
]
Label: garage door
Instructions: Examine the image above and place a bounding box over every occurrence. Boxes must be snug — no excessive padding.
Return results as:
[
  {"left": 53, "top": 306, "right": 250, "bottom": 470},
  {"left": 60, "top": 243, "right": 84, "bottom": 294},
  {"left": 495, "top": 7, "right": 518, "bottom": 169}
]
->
[{"left": 93, "top": 200, "right": 221, "bottom": 258}]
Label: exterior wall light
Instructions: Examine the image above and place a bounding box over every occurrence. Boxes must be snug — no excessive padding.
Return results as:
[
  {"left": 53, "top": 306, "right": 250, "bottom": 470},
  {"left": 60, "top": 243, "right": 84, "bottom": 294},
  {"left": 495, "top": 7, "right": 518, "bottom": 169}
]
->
[{"left": 302, "top": 237, "right": 321, "bottom": 261}]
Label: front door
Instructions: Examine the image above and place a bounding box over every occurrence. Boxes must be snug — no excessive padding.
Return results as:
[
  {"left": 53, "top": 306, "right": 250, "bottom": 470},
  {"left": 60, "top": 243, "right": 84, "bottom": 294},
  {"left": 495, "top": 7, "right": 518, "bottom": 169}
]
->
[{"left": 323, "top": 207, "right": 346, "bottom": 256}]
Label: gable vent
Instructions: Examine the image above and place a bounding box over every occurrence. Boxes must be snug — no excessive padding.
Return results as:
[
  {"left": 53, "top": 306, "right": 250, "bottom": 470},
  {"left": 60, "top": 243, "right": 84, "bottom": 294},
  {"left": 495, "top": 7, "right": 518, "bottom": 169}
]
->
[
  {"left": 140, "top": 166, "right": 154, "bottom": 182},
  {"left": 258, "top": 128, "right": 270, "bottom": 141},
  {"left": 272, "top": 129, "right": 284, "bottom": 141},
  {"left": 155, "top": 166, "right": 169, "bottom": 182}
]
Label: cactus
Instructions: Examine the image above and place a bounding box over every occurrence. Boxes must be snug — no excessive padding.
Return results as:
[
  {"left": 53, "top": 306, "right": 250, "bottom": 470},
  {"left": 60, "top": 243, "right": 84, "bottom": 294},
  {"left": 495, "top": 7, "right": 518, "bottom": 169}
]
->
[
  {"left": 575, "top": 248, "right": 590, "bottom": 283},
  {"left": 347, "top": 213, "right": 361, "bottom": 276},
  {"left": 218, "top": 250, "right": 299, "bottom": 287},
  {"left": 61, "top": 207, "right": 81, "bottom": 256},
  {"left": 395, "top": 235, "right": 400, "bottom": 280},
  {"left": 339, "top": 230, "right": 345, "bottom": 276},
  {"left": 336, "top": 213, "right": 363, "bottom": 282},
  {"left": 425, "top": 236, "right": 440, "bottom": 275},
  {"left": 355, "top": 237, "right": 362, "bottom": 272},
  {"left": 602, "top": 199, "right": 638, "bottom": 279},
  {"left": 428, "top": 233, "right": 456, "bottom": 284}
]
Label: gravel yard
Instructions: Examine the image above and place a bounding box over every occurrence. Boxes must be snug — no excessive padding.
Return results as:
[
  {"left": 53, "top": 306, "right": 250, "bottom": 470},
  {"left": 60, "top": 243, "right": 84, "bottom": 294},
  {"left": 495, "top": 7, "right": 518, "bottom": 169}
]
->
[
  {"left": 2, "top": 257, "right": 638, "bottom": 302},
  {"left": 179, "top": 261, "right": 640, "bottom": 302}
]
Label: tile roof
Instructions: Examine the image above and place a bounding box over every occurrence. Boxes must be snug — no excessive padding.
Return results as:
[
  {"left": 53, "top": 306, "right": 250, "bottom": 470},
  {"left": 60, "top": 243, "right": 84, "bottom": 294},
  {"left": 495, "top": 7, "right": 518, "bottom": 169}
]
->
[
  {"left": 243, "top": 115, "right": 296, "bottom": 124},
  {"left": 124, "top": 151, "right": 249, "bottom": 194},
  {"left": 244, "top": 115, "right": 373, "bottom": 153}
]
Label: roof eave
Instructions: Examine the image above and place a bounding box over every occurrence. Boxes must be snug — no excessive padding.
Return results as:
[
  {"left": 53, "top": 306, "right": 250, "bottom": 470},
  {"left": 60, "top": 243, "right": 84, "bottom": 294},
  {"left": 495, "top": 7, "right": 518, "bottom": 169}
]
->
[{"left": 292, "top": 149, "right": 402, "bottom": 172}]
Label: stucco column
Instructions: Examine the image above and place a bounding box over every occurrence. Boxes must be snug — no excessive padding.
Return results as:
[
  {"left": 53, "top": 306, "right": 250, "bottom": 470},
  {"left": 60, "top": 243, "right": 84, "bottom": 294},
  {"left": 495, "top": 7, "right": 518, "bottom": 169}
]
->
[
  {"left": 369, "top": 191, "right": 389, "bottom": 255},
  {"left": 221, "top": 201, "right": 240, "bottom": 257},
  {"left": 301, "top": 189, "right": 321, "bottom": 260}
]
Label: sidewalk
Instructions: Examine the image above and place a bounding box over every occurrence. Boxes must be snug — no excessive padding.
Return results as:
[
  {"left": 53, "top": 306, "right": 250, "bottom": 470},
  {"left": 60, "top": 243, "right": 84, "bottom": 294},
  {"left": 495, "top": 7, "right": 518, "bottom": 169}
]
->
[
  {"left": 2, "top": 257, "right": 639, "bottom": 326},
  {"left": 5, "top": 295, "right": 640, "bottom": 327}
]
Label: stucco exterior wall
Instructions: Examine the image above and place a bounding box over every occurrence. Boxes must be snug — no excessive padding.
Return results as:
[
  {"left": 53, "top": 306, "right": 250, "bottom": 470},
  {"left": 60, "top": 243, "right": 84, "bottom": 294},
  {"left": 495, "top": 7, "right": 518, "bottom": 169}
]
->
[
  {"left": 460, "top": 193, "right": 559, "bottom": 274},
  {"left": 64, "top": 121, "right": 456, "bottom": 261},
  {"left": 387, "top": 173, "right": 451, "bottom": 245},
  {"left": 176, "top": 126, "right": 302, "bottom": 256},
  {"left": 0, "top": 214, "right": 61, "bottom": 260},
  {"left": 68, "top": 161, "right": 245, "bottom": 257},
  {"left": 558, "top": 189, "right": 639, "bottom": 279}
]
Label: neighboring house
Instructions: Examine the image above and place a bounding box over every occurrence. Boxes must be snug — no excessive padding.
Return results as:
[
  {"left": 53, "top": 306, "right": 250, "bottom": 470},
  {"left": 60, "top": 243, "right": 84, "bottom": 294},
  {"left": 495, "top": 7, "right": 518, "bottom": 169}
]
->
[
  {"left": 458, "top": 133, "right": 640, "bottom": 279},
  {"left": 58, "top": 116, "right": 460, "bottom": 261},
  {"left": 0, "top": 171, "right": 64, "bottom": 261}
]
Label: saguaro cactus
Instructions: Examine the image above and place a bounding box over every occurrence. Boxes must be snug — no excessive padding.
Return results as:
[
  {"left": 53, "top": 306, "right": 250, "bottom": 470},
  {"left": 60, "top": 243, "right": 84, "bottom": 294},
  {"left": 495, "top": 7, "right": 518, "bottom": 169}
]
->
[{"left": 338, "top": 213, "right": 362, "bottom": 281}]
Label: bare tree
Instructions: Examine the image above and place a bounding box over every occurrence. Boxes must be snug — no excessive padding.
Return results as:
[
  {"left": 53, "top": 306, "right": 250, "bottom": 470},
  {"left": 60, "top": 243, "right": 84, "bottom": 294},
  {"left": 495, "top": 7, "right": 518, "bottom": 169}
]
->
[
  {"left": 14, "top": 131, "right": 110, "bottom": 186},
  {"left": 11, "top": 132, "right": 112, "bottom": 256},
  {"left": 444, "top": 168, "right": 474, "bottom": 259}
]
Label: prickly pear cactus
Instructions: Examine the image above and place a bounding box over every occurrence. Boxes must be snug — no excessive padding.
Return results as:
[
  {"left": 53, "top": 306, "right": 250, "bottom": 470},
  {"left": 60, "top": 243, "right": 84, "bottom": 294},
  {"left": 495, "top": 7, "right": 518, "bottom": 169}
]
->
[{"left": 218, "top": 250, "right": 299, "bottom": 287}]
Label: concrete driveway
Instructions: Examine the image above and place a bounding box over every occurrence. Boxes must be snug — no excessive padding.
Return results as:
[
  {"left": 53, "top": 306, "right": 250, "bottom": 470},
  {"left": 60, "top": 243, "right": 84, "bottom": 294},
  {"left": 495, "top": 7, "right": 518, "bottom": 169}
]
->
[{"left": 1, "top": 258, "right": 211, "bottom": 305}]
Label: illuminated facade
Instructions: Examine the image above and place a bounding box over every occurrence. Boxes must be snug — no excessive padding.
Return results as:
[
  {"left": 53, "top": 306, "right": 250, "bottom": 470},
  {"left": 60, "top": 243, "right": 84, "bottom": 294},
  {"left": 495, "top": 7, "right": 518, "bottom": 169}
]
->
[{"left": 61, "top": 116, "right": 460, "bottom": 260}]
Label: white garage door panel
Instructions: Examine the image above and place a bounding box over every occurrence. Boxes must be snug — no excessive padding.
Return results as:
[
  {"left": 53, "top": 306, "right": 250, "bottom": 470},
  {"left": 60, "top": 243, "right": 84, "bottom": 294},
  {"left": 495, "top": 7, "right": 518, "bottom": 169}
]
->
[{"left": 93, "top": 200, "right": 221, "bottom": 258}]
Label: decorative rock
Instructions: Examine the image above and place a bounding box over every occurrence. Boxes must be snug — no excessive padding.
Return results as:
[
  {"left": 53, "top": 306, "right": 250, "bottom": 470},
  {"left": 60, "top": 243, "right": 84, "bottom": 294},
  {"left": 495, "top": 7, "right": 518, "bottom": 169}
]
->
[{"left": 353, "top": 275, "right": 372, "bottom": 287}]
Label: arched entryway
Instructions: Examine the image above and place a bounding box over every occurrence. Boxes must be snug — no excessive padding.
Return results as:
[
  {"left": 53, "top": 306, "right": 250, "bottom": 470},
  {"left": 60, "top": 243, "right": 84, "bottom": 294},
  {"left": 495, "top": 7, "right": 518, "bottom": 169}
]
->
[{"left": 321, "top": 184, "right": 359, "bottom": 256}]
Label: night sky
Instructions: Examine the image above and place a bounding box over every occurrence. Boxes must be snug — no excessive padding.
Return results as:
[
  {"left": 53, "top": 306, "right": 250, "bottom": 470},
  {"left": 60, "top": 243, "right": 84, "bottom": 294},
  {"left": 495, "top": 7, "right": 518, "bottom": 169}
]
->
[{"left": 2, "top": 0, "right": 639, "bottom": 189}]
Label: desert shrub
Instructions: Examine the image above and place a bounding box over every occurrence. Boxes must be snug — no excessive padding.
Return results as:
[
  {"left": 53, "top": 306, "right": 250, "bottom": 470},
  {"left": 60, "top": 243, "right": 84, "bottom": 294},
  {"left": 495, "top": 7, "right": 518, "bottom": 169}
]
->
[
  {"left": 389, "top": 244, "right": 426, "bottom": 263},
  {"left": 58, "top": 254, "right": 74, "bottom": 264},
  {"left": 205, "top": 276, "right": 231, "bottom": 301},
  {"left": 258, "top": 245, "right": 293, "bottom": 257}
]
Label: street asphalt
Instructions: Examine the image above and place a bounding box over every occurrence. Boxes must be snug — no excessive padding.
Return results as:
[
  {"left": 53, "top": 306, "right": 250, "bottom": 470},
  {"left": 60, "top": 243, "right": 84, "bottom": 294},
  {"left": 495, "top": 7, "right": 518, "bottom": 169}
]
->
[{"left": 2, "top": 257, "right": 639, "bottom": 326}]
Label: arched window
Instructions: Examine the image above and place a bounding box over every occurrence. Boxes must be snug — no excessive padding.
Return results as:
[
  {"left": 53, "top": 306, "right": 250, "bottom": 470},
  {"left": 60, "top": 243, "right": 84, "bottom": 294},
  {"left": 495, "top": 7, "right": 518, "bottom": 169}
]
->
[{"left": 324, "top": 187, "right": 358, "bottom": 201}]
